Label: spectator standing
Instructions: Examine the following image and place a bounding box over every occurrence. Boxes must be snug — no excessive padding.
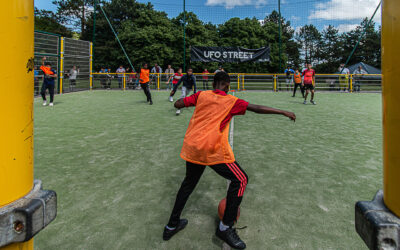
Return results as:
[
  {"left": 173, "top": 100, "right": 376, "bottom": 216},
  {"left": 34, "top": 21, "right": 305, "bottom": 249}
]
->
[
  {"left": 116, "top": 65, "right": 126, "bottom": 89},
  {"left": 338, "top": 63, "right": 350, "bottom": 92},
  {"left": 284, "top": 66, "right": 295, "bottom": 91},
  {"left": 165, "top": 65, "right": 175, "bottom": 90},
  {"left": 151, "top": 63, "right": 163, "bottom": 87},
  {"left": 68, "top": 65, "right": 78, "bottom": 91},
  {"left": 202, "top": 68, "right": 209, "bottom": 90},
  {"left": 99, "top": 67, "right": 108, "bottom": 89},
  {"left": 352, "top": 65, "right": 367, "bottom": 92}
]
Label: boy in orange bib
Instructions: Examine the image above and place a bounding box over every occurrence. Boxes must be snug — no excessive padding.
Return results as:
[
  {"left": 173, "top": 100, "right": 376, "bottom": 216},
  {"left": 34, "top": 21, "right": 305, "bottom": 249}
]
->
[{"left": 163, "top": 72, "right": 296, "bottom": 249}]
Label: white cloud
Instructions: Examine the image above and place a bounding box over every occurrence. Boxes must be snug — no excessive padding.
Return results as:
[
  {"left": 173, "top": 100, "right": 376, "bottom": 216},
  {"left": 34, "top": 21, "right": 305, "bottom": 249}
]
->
[
  {"left": 309, "top": 0, "right": 381, "bottom": 23},
  {"left": 336, "top": 24, "right": 359, "bottom": 32},
  {"left": 205, "top": 0, "right": 267, "bottom": 9}
]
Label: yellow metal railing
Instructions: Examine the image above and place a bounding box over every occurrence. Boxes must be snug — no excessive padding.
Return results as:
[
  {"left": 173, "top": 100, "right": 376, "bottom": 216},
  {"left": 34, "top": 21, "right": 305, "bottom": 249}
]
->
[{"left": 90, "top": 72, "right": 382, "bottom": 92}]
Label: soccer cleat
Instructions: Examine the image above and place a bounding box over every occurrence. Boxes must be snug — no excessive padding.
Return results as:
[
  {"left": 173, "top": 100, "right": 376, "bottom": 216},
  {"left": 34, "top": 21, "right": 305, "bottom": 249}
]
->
[
  {"left": 169, "top": 96, "right": 174, "bottom": 102},
  {"left": 311, "top": 100, "right": 316, "bottom": 105},
  {"left": 163, "top": 219, "right": 188, "bottom": 241},
  {"left": 176, "top": 109, "right": 181, "bottom": 115},
  {"left": 303, "top": 100, "right": 307, "bottom": 105},
  {"left": 216, "top": 227, "right": 246, "bottom": 249},
  {"left": 49, "top": 103, "right": 54, "bottom": 107},
  {"left": 149, "top": 100, "right": 153, "bottom": 105},
  {"left": 42, "top": 101, "right": 47, "bottom": 106}
]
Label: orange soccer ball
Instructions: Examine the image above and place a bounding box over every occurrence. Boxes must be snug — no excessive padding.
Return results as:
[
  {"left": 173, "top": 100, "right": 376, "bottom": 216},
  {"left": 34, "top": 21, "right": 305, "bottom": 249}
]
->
[{"left": 218, "top": 198, "right": 240, "bottom": 221}]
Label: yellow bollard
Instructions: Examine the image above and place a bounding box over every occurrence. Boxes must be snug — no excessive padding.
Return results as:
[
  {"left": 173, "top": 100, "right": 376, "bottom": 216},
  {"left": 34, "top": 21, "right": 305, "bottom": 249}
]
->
[
  {"left": 0, "top": 0, "right": 34, "bottom": 249},
  {"left": 237, "top": 74, "right": 240, "bottom": 91},
  {"left": 273, "top": 74, "right": 277, "bottom": 92},
  {"left": 349, "top": 74, "right": 353, "bottom": 93},
  {"left": 157, "top": 74, "right": 160, "bottom": 90},
  {"left": 123, "top": 73, "right": 126, "bottom": 90},
  {"left": 242, "top": 74, "right": 245, "bottom": 90},
  {"left": 90, "top": 42, "right": 93, "bottom": 90},
  {"left": 59, "top": 37, "right": 64, "bottom": 94},
  {"left": 382, "top": 0, "right": 400, "bottom": 217}
]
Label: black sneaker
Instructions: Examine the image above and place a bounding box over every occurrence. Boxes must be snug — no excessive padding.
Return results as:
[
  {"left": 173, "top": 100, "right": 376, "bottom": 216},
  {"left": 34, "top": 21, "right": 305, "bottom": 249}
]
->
[
  {"left": 149, "top": 100, "right": 153, "bottom": 105},
  {"left": 216, "top": 227, "right": 246, "bottom": 249},
  {"left": 163, "top": 219, "right": 188, "bottom": 241}
]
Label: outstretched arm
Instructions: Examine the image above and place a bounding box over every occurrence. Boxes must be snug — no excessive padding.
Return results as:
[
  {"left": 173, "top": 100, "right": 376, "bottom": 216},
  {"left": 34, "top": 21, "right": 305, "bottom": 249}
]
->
[
  {"left": 174, "top": 98, "right": 185, "bottom": 109},
  {"left": 247, "top": 104, "right": 296, "bottom": 121}
]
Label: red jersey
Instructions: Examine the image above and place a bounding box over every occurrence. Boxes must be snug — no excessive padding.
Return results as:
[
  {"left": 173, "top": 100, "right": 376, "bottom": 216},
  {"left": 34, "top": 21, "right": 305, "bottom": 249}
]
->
[
  {"left": 202, "top": 70, "right": 209, "bottom": 80},
  {"left": 172, "top": 73, "right": 183, "bottom": 84},
  {"left": 183, "top": 90, "right": 248, "bottom": 131},
  {"left": 302, "top": 69, "right": 315, "bottom": 84}
]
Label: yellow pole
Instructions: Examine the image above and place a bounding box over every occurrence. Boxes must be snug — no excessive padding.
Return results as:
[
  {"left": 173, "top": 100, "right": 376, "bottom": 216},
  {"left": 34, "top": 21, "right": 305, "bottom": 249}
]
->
[
  {"left": 90, "top": 42, "right": 93, "bottom": 90},
  {"left": 123, "top": 73, "right": 126, "bottom": 90},
  {"left": 274, "top": 74, "right": 277, "bottom": 92},
  {"left": 237, "top": 74, "right": 240, "bottom": 91},
  {"left": 157, "top": 74, "right": 160, "bottom": 90},
  {"left": 59, "top": 37, "right": 64, "bottom": 94},
  {"left": 242, "top": 74, "right": 245, "bottom": 90},
  {"left": 0, "top": 1, "right": 34, "bottom": 249},
  {"left": 382, "top": 0, "right": 400, "bottom": 217},
  {"left": 350, "top": 74, "right": 353, "bottom": 93}
]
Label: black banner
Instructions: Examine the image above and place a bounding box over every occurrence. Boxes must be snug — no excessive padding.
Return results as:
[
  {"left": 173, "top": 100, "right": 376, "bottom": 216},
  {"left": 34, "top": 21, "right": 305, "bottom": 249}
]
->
[{"left": 191, "top": 46, "right": 270, "bottom": 63}]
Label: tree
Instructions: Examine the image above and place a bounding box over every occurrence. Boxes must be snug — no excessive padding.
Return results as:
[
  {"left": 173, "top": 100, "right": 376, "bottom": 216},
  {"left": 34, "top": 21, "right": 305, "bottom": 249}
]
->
[
  {"left": 315, "top": 25, "right": 342, "bottom": 73},
  {"left": 296, "top": 24, "right": 322, "bottom": 65},
  {"left": 34, "top": 8, "right": 73, "bottom": 37},
  {"left": 53, "top": 0, "right": 94, "bottom": 34}
]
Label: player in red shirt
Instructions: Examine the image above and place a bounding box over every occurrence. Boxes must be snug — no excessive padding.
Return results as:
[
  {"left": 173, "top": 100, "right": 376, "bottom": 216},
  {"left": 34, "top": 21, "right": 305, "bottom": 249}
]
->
[
  {"left": 301, "top": 63, "right": 316, "bottom": 105},
  {"left": 163, "top": 72, "right": 296, "bottom": 249}
]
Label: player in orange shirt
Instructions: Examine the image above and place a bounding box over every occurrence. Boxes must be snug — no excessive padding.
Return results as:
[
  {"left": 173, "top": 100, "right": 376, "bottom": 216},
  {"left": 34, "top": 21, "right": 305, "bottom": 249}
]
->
[
  {"left": 163, "top": 72, "right": 296, "bottom": 249},
  {"left": 137, "top": 63, "right": 153, "bottom": 105}
]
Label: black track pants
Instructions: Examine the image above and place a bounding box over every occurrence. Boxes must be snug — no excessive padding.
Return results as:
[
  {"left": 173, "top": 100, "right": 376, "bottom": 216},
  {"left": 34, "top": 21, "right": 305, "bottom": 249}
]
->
[{"left": 167, "top": 161, "right": 248, "bottom": 228}]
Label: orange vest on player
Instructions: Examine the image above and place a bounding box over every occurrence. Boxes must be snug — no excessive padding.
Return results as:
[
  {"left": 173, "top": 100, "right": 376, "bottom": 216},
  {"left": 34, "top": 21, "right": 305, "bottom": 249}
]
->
[
  {"left": 139, "top": 68, "right": 150, "bottom": 83},
  {"left": 40, "top": 66, "right": 54, "bottom": 75},
  {"left": 294, "top": 72, "right": 301, "bottom": 84},
  {"left": 180, "top": 91, "right": 238, "bottom": 165}
]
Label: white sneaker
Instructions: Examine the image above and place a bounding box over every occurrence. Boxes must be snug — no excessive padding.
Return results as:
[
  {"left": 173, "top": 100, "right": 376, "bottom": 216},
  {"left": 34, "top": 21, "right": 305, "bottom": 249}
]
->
[
  {"left": 43, "top": 101, "right": 47, "bottom": 106},
  {"left": 49, "top": 103, "right": 54, "bottom": 107},
  {"left": 310, "top": 100, "right": 316, "bottom": 105},
  {"left": 176, "top": 109, "right": 181, "bottom": 115},
  {"left": 303, "top": 100, "right": 307, "bottom": 105},
  {"left": 169, "top": 96, "right": 173, "bottom": 102}
]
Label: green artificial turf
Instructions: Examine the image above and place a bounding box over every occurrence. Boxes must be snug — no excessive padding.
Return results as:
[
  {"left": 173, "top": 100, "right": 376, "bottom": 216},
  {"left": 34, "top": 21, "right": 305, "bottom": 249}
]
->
[{"left": 33, "top": 90, "right": 382, "bottom": 249}]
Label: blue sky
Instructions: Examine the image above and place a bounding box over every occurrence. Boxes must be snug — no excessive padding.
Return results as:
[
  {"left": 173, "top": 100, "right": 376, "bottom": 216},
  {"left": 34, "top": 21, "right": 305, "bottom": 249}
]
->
[{"left": 35, "top": 0, "right": 381, "bottom": 32}]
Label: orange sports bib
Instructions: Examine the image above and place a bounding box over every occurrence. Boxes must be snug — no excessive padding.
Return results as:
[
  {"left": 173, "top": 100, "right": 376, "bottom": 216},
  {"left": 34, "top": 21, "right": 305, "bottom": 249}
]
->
[
  {"left": 40, "top": 66, "right": 54, "bottom": 75},
  {"left": 140, "top": 69, "right": 150, "bottom": 83},
  {"left": 180, "top": 91, "right": 238, "bottom": 165},
  {"left": 294, "top": 73, "right": 302, "bottom": 84}
]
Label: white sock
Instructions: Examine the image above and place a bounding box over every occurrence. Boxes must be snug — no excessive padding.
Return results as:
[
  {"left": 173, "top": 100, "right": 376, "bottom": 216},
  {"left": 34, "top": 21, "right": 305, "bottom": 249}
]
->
[
  {"left": 219, "top": 221, "right": 229, "bottom": 231},
  {"left": 166, "top": 225, "right": 176, "bottom": 230}
]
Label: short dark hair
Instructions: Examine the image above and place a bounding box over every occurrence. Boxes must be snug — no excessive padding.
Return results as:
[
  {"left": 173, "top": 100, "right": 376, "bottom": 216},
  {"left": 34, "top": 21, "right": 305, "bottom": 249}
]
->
[
  {"left": 214, "top": 71, "right": 230, "bottom": 86},
  {"left": 45, "top": 62, "right": 52, "bottom": 67}
]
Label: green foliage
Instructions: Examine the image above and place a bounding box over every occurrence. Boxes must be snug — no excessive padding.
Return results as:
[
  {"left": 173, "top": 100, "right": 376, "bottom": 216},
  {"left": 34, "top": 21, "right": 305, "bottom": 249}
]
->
[
  {"left": 34, "top": 8, "right": 73, "bottom": 37},
  {"left": 45, "top": 0, "right": 381, "bottom": 73}
]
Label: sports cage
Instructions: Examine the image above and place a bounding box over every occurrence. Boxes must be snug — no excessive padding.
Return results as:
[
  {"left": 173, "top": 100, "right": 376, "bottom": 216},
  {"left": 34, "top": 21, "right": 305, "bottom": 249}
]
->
[{"left": 34, "top": 31, "right": 92, "bottom": 95}]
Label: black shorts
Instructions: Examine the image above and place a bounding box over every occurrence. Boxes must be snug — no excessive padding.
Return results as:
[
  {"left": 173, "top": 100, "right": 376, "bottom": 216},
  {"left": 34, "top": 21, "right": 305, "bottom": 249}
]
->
[{"left": 304, "top": 84, "right": 314, "bottom": 90}]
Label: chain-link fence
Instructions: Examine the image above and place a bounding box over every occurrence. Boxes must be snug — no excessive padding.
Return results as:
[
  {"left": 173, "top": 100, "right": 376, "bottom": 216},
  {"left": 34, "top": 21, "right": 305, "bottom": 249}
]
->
[
  {"left": 34, "top": 31, "right": 92, "bottom": 96},
  {"left": 34, "top": 31, "right": 60, "bottom": 96},
  {"left": 62, "top": 37, "right": 91, "bottom": 93}
]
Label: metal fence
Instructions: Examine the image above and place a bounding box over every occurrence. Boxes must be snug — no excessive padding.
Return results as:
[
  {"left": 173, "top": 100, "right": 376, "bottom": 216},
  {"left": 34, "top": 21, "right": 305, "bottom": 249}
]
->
[
  {"left": 91, "top": 72, "right": 382, "bottom": 92},
  {"left": 61, "top": 37, "right": 92, "bottom": 93},
  {"left": 34, "top": 31, "right": 92, "bottom": 96}
]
